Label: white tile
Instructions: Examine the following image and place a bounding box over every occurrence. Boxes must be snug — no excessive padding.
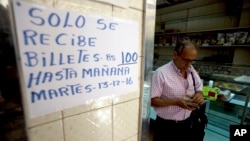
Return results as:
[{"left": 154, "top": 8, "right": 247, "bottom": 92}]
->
[
  {"left": 26, "top": 111, "right": 62, "bottom": 128},
  {"left": 28, "top": 120, "right": 64, "bottom": 141},
  {"left": 20, "top": 0, "right": 53, "bottom": 5},
  {"left": 125, "top": 134, "right": 138, "bottom": 141},
  {"left": 113, "top": 91, "right": 140, "bottom": 105},
  {"left": 54, "top": 0, "right": 112, "bottom": 17},
  {"left": 62, "top": 98, "right": 112, "bottom": 117},
  {"left": 113, "top": 99, "right": 140, "bottom": 141},
  {"left": 113, "top": 7, "right": 143, "bottom": 24},
  {"left": 63, "top": 106, "right": 112, "bottom": 141},
  {"left": 128, "top": 0, "right": 143, "bottom": 10}
]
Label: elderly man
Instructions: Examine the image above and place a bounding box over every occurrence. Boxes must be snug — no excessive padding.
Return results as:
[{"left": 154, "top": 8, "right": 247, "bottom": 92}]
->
[{"left": 151, "top": 40, "right": 205, "bottom": 141}]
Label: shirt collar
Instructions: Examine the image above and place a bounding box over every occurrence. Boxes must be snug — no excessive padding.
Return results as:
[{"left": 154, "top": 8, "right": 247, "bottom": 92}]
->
[{"left": 170, "top": 60, "right": 193, "bottom": 73}]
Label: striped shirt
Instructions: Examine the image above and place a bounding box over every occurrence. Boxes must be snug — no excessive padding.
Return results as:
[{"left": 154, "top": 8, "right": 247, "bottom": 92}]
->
[{"left": 151, "top": 60, "right": 203, "bottom": 121}]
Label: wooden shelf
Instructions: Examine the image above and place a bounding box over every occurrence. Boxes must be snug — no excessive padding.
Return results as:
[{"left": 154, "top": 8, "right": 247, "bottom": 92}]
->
[
  {"left": 154, "top": 45, "right": 250, "bottom": 48},
  {"left": 199, "top": 45, "right": 250, "bottom": 48},
  {"left": 155, "top": 26, "right": 250, "bottom": 36},
  {"left": 154, "top": 46, "right": 174, "bottom": 48},
  {"left": 155, "top": 27, "right": 250, "bottom": 47}
]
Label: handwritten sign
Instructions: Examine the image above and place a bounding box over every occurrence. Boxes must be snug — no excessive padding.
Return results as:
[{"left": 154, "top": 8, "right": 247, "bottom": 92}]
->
[{"left": 12, "top": 0, "right": 139, "bottom": 118}]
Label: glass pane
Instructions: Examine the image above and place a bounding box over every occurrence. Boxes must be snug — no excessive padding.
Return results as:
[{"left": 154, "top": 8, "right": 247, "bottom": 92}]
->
[{"left": 0, "top": 1, "right": 27, "bottom": 140}]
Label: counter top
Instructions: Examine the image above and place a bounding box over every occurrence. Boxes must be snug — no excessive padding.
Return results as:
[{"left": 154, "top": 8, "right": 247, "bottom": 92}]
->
[{"left": 200, "top": 73, "right": 250, "bottom": 86}]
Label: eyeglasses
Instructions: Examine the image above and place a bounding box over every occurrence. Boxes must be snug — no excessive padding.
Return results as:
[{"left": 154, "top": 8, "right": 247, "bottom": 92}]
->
[{"left": 178, "top": 55, "right": 195, "bottom": 63}]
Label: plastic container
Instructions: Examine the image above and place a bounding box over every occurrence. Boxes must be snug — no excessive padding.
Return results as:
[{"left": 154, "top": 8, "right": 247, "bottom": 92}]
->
[{"left": 202, "top": 86, "right": 220, "bottom": 101}]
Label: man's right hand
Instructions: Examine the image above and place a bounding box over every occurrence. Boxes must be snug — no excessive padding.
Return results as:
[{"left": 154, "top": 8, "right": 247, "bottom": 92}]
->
[{"left": 175, "top": 99, "right": 198, "bottom": 110}]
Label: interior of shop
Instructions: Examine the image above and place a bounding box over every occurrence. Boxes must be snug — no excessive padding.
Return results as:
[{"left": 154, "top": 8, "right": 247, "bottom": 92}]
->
[
  {"left": 0, "top": 1, "right": 27, "bottom": 141},
  {"left": 147, "top": 0, "right": 250, "bottom": 141}
]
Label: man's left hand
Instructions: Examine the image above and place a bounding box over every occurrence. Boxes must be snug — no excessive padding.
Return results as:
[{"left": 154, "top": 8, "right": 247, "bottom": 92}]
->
[{"left": 191, "top": 91, "right": 204, "bottom": 105}]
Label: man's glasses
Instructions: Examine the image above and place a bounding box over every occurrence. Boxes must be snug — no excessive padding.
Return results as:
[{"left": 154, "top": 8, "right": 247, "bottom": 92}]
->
[{"left": 178, "top": 55, "right": 195, "bottom": 63}]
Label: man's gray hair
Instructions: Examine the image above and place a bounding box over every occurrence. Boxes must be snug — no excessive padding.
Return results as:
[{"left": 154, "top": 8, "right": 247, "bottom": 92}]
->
[{"left": 174, "top": 40, "right": 196, "bottom": 55}]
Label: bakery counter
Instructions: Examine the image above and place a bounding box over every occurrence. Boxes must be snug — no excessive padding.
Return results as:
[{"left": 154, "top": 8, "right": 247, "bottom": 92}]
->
[
  {"left": 200, "top": 73, "right": 250, "bottom": 125},
  {"left": 200, "top": 73, "right": 250, "bottom": 86}
]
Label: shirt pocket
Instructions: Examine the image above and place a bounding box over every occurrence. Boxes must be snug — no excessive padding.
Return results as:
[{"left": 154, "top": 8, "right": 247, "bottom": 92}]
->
[{"left": 163, "top": 82, "right": 186, "bottom": 99}]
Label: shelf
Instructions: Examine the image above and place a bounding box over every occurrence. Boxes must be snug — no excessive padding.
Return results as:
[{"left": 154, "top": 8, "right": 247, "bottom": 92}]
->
[
  {"left": 207, "top": 109, "right": 240, "bottom": 135},
  {"left": 216, "top": 93, "right": 235, "bottom": 102},
  {"left": 199, "top": 45, "right": 250, "bottom": 48},
  {"left": 154, "top": 27, "right": 250, "bottom": 48},
  {"left": 202, "top": 74, "right": 250, "bottom": 86},
  {"left": 208, "top": 107, "right": 240, "bottom": 123},
  {"left": 229, "top": 99, "right": 250, "bottom": 108},
  {"left": 155, "top": 26, "right": 250, "bottom": 36},
  {"left": 154, "top": 46, "right": 174, "bottom": 48},
  {"left": 214, "top": 81, "right": 248, "bottom": 92},
  {"left": 154, "top": 45, "right": 250, "bottom": 48},
  {"left": 206, "top": 124, "right": 229, "bottom": 138}
]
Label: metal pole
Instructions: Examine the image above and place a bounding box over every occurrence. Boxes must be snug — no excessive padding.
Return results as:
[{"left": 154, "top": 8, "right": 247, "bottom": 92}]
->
[{"left": 139, "top": 0, "right": 156, "bottom": 141}]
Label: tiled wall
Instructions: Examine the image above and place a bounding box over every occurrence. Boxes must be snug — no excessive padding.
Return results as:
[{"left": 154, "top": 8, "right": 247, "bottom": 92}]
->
[{"left": 18, "top": 0, "right": 145, "bottom": 141}]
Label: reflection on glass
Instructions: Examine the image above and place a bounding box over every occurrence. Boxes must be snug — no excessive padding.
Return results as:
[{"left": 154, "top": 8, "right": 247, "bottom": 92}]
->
[{"left": 0, "top": 1, "right": 27, "bottom": 141}]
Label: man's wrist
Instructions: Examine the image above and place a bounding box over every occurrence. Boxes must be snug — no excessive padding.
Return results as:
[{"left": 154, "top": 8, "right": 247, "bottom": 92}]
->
[
  {"left": 196, "top": 91, "right": 203, "bottom": 95},
  {"left": 171, "top": 99, "right": 179, "bottom": 106},
  {"left": 162, "top": 99, "right": 178, "bottom": 106}
]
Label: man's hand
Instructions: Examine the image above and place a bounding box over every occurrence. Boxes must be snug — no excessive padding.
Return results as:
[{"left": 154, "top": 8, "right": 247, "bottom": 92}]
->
[
  {"left": 175, "top": 98, "right": 197, "bottom": 111},
  {"left": 191, "top": 91, "right": 204, "bottom": 105}
]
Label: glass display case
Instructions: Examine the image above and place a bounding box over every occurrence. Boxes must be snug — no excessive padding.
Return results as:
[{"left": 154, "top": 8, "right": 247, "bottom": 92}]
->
[{"left": 197, "top": 64, "right": 250, "bottom": 137}]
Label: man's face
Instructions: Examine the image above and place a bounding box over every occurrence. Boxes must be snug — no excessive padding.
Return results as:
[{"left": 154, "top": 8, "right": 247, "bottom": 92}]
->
[{"left": 174, "top": 44, "right": 197, "bottom": 70}]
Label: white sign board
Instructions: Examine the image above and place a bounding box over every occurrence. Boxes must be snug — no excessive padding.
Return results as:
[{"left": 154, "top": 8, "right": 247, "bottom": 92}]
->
[{"left": 12, "top": 0, "right": 139, "bottom": 118}]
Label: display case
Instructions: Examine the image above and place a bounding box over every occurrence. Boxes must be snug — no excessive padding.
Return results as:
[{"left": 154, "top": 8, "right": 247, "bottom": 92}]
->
[{"left": 197, "top": 64, "right": 250, "bottom": 137}]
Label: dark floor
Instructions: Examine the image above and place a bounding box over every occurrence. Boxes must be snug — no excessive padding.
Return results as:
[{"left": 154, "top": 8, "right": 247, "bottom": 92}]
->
[{"left": 148, "top": 123, "right": 228, "bottom": 141}]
